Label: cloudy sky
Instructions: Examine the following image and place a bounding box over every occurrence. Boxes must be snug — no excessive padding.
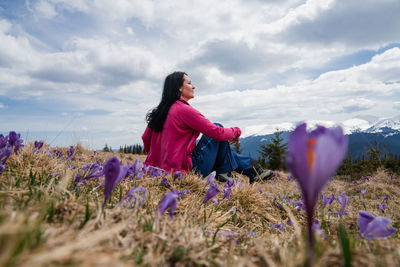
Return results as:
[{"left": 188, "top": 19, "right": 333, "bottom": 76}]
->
[{"left": 0, "top": 0, "right": 399, "bottom": 149}]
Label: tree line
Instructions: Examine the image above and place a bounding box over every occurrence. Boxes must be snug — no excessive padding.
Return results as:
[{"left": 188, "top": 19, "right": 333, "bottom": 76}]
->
[{"left": 118, "top": 144, "right": 146, "bottom": 155}]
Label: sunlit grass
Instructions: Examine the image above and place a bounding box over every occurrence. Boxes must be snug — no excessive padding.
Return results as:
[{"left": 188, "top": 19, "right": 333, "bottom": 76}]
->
[{"left": 0, "top": 142, "right": 399, "bottom": 266}]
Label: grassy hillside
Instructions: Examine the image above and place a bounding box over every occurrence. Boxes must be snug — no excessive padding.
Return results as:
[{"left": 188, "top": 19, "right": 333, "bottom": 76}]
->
[{"left": 0, "top": 142, "right": 399, "bottom": 266}]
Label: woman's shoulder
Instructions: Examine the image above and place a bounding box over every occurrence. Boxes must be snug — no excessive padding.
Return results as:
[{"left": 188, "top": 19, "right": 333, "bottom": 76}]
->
[
  {"left": 170, "top": 100, "right": 201, "bottom": 118},
  {"left": 172, "top": 99, "right": 196, "bottom": 111}
]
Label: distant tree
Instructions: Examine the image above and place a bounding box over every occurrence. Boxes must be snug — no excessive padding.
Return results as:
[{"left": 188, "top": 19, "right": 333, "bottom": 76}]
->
[
  {"left": 258, "top": 130, "right": 288, "bottom": 170},
  {"left": 365, "top": 135, "right": 386, "bottom": 172},
  {"left": 103, "top": 144, "right": 110, "bottom": 152},
  {"left": 257, "top": 156, "right": 268, "bottom": 169}
]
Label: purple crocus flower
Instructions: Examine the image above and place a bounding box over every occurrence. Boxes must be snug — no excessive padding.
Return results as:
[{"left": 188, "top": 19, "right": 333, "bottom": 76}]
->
[
  {"left": 271, "top": 219, "right": 288, "bottom": 231},
  {"left": 294, "top": 200, "right": 303, "bottom": 211},
  {"left": 224, "top": 179, "right": 235, "bottom": 188},
  {"left": 336, "top": 193, "right": 348, "bottom": 216},
  {"left": 131, "top": 159, "right": 145, "bottom": 179},
  {"left": 102, "top": 157, "right": 121, "bottom": 209},
  {"left": 74, "top": 162, "right": 103, "bottom": 185},
  {"left": 0, "top": 134, "right": 7, "bottom": 149},
  {"left": 160, "top": 177, "right": 170, "bottom": 188},
  {"left": 312, "top": 219, "right": 325, "bottom": 239},
  {"left": 222, "top": 179, "right": 234, "bottom": 200},
  {"left": 157, "top": 190, "right": 179, "bottom": 218},
  {"left": 117, "top": 186, "right": 147, "bottom": 209},
  {"left": 203, "top": 183, "right": 220, "bottom": 204},
  {"left": 360, "top": 189, "right": 366, "bottom": 198},
  {"left": 223, "top": 188, "right": 232, "bottom": 200},
  {"left": 287, "top": 123, "right": 347, "bottom": 263},
  {"left": 52, "top": 149, "right": 63, "bottom": 158},
  {"left": 352, "top": 180, "right": 359, "bottom": 185},
  {"left": 66, "top": 146, "right": 75, "bottom": 161},
  {"left": 173, "top": 171, "right": 184, "bottom": 181},
  {"left": 204, "top": 172, "right": 216, "bottom": 188},
  {"left": 0, "top": 145, "right": 12, "bottom": 165},
  {"left": 322, "top": 193, "right": 335, "bottom": 208},
  {"left": 378, "top": 203, "right": 387, "bottom": 213},
  {"left": 358, "top": 211, "right": 396, "bottom": 240},
  {"left": 390, "top": 174, "right": 394, "bottom": 180},
  {"left": 8, "top": 131, "right": 24, "bottom": 153},
  {"left": 147, "top": 165, "right": 164, "bottom": 178},
  {"left": 179, "top": 189, "right": 192, "bottom": 198},
  {"left": 34, "top": 141, "right": 44, "bottom": 150},
  {"left": 383, "top": 197, "right": 389, "bottom": 203}
]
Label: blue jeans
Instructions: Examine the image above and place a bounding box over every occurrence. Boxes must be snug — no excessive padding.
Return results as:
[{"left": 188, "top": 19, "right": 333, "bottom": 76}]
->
[{"left": 191, "top": 124, "right": 254, "bottom": 178}]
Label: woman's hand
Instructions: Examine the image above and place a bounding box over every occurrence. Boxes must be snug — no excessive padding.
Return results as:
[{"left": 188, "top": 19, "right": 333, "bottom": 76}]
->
[{"left": 229, "top": 136, "right": 240, "bottom": 145}]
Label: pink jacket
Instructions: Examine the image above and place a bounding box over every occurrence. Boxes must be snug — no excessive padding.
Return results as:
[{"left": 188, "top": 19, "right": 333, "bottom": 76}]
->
[{"left": 142, "top": 99, "right": 241, "bottom": 173}]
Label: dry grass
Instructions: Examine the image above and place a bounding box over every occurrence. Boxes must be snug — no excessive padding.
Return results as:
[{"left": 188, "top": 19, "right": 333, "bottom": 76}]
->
[{"left": 0, "top": 142, "right": 399, "bottom": 266}]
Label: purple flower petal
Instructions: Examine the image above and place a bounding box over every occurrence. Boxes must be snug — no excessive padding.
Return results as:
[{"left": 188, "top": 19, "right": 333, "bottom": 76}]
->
[
  {"left": 173, "top": 171, "right": 184, "bottom": 181},
  {"left": 358, "top": 211, "right": 397, "bottom": 240},
  {"left": 358, "top": 211, "right": 375, "bottom": 233},
  {"left": 0, "top": 134, "right": 7, "bottom": 149},
  {"left": 378, "top": 203, "right": 387, "bottom": 213},
  {"left": 7, "top": 131, "right": 24, "bottom": 153},
  {"left": 203, "top": 183, "right": 220, "bottom": 203},
  {"left": 223, "top": 187, "right": 232, "bottom": 200},
  {"left": 147, "top": 165, "right": 165, "bottom": 178},
  {"left": 360, "top": 189, "right": 366, "bottom": 197},
  {"left": 204, "top": 172, "right": 216, "bottom": 188},
  {"left": 0, "top": 145, "right": 12, "bottom": 165},
  {"left": 335, "top": 193, "right": 348, "bottom": 216},
  {"left": 34, "top": 141, "right": 44, "bottom": 150},
  {"left": 102, "top": 157, "right": 121, "bottom": 208},
  {"left": 158, "top": 190, "right": 179, "bottom": 218},
  {"left": 66, "top": 146, "right": 75, "bottom": 161},
  {"left": 271, "top": 221, "right": 286, "bottom": 231},
  {"left": 224, "top": 179, "right": 235, "bottom": 188},
  {"left": 117, "top": 186, "right": 147, "bottom": 209},
  {"left": 160, "top": 177, "right": 170, "bottom": 188}
]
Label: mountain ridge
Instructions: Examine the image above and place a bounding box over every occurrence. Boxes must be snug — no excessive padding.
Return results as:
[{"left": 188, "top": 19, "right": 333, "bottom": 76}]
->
[{"left": 240, "top": 115, "right": 400, "bottom": 159}]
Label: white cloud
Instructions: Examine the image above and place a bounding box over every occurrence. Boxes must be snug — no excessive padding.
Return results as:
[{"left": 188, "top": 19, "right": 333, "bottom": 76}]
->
[
  {"left": 393, "top": 102, "right": 400, "bottom": 110},
  {"left": 34, "top": 0, "right": 58, "bottom": 19}
]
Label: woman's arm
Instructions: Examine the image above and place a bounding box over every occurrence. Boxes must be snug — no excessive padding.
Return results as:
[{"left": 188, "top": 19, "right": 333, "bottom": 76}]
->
[
  {"left": 179, "top": 105, "right": 241, "bottom": 141},
  {"left": 141, "top": 126, "right": 152, "bottom": 153}
]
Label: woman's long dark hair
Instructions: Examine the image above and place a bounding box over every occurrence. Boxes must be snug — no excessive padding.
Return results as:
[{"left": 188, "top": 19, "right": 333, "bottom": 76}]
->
[{"left": 146, "top": 71, "right": 187, "bottom": 132}]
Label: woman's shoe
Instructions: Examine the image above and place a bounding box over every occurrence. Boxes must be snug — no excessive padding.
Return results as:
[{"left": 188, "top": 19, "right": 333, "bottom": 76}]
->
[
  {"left": 216, "top": 172, "right": 234, "bottom": 182},
  {"left": 250, "top": 169, "right": 274, "bottom": 183}
]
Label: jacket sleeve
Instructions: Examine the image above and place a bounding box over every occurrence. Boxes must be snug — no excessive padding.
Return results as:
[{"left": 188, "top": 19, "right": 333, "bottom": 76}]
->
[
  {"left": 179, "top": 105, "right": 241, "bottom": 141},
  {"left": 142, "top": 126, "right": 152, "bottom": 153}
]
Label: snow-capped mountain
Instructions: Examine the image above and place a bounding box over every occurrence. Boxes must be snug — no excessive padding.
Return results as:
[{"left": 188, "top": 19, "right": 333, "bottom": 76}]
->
[
  {"left": 366, "top": 118, "right": 400, "bottom": 135},
  {"left": 242, "top": 115, "right": 400, "bottom": 137},
  {"left": 240, "top": 115, "right": 400, "bottom": 159}
]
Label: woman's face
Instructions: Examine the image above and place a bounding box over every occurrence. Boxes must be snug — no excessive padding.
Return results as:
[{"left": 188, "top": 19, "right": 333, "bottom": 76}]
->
[{"left": 180, "top": 74, "right": 195, "bottom": 101}]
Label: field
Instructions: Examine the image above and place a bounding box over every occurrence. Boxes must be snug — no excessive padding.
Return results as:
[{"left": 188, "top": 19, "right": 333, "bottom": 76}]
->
[{"left": 0, "top": 142, "right": 399, "bottom": 266}]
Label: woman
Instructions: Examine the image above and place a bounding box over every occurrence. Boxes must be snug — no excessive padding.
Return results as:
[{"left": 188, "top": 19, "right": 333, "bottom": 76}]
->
[{"left": 142, "top": 71, "right": 273, "bottom": 183}]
